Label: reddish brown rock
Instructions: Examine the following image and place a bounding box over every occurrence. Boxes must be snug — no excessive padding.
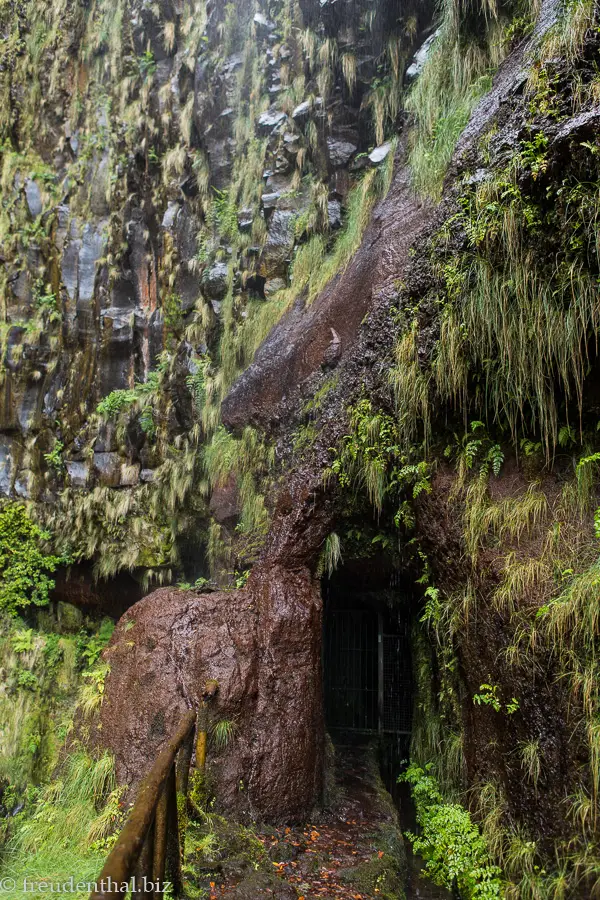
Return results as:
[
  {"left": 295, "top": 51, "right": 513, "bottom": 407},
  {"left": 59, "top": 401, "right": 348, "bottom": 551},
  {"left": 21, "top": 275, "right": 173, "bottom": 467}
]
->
[
  {"left": 100, "top": 481, "right": 331, "bottom": 820},
  {"left": 221, "top": 148, "right": 432, "bottom": 431},
  {"left": 100, "top": 588, "right": 257, "bottom": 811}
]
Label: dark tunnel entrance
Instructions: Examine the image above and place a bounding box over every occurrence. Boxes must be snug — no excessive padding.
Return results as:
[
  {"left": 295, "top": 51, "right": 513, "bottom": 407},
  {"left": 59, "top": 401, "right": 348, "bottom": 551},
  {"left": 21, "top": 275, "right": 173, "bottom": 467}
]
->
[{"left": 322, "top": 561, "right": 413, "bottom": 752}]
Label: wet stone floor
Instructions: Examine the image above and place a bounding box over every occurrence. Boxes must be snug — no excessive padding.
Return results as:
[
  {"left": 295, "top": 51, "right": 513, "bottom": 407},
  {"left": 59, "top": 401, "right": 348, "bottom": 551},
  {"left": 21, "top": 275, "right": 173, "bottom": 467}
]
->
[{"left": 195, "top": 744, "right": 451, "bottom": 900}]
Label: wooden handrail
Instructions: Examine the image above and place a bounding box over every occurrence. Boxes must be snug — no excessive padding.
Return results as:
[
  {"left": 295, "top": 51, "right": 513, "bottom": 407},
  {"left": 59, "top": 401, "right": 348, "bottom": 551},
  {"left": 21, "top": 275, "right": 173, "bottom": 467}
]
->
[{"left": 89, "top": 710, "right": 196, "bottom": 899}]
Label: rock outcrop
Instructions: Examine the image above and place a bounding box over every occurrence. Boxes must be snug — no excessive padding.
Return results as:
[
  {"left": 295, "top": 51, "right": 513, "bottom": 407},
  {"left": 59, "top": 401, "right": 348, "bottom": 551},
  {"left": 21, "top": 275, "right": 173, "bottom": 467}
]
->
[{"left": 101, "top": 476, "right": 333, "bottom": 819}]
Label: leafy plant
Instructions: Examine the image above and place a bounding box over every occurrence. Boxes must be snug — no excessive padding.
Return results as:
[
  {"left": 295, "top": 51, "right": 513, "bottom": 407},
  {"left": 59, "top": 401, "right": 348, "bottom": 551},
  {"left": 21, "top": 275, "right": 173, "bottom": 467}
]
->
[
  {"left": 44, "top": 440, "right": 65, "bottom": 472},
  {"left": 96, "top": 389, "right": 137, "bottom": 418},
  {"left": 327, "top": 399, "right": 431, "bottom": 515},
  {"left": 17, "top": 669, "right": 39, "bottom": 691},
  {"left": 400, "top": 762, "right": 503, "bottom": 898},
  {"left": 34, "top": 285, "right": 61, "bottom": 323},
  {"left": 80, "top": 663, "right": 111, "bottom": 717},
  {"left": 0, "top": 505, "right": 63, "bottom": 616},
  {"left": 473, "top": 683, "right": 519, "bottom": 716},
  {"left": 233, "top": 569, "right": 250, "bottom": 589},
  {"left": 77, "top": 620, "right": 115, "bottom": 669},
  {"left": 11, "top": 629, "right": 35, "bottom": 654},
  {"left": 138, "top": 49, "right": 156, "bottom": 78}
]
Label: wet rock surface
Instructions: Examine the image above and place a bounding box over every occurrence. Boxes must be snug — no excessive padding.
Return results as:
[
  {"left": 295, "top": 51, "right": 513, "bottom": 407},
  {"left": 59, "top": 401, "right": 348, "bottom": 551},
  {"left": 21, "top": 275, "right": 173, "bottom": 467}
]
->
[
  {"left": 222, "top": 143, "right": 433, "bottom": 431},
  {"left": 101, "top": 474, "right": 330, "bottom": 820},
  {"left": 197, "top": 743, "right": 409, "bottom": 900},
  {"left": 0, "top": 0, "right": 429, "bottom": 510},
  {"left": 51, "top": 564, "right": 143, "bottom": 618}
]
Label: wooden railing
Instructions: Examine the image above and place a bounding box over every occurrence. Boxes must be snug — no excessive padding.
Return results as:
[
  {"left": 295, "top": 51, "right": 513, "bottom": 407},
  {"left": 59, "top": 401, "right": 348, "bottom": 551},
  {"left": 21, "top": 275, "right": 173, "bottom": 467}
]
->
[{"left": 90, "top": 681, "right": 218, "bottom": 899}]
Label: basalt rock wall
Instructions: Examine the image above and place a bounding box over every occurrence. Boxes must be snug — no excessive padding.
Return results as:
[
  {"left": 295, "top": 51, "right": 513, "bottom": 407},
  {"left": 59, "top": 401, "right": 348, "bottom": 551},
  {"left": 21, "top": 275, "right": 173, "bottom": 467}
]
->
[{"left": 0, "top": 0, "right": 432, "bottom": 584}]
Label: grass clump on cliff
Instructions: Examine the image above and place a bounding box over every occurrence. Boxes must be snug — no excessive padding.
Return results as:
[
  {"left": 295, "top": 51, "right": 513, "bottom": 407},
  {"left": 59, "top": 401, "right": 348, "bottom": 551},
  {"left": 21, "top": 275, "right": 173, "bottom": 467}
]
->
[
  {"left": 0, "top": 610, "right": 115, "bottom": 792},
  {"left": 2, "top": 750, "right": 122, "bottom": 898},
  {"left": 392, "top": 116, "right": 600, "bottom": 455},
  {"left": 0, "top": 602, "right": 119, "bottom": 894},
  {"left": 406, "top": 0, "right": 509, "bottom": 199}
]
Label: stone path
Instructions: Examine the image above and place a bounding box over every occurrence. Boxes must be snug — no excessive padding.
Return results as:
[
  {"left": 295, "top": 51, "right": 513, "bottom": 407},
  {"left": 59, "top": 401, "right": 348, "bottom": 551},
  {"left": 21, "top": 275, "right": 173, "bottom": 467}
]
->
[{"left": 194, "top": 744, "right": 452, "bottom": 900}]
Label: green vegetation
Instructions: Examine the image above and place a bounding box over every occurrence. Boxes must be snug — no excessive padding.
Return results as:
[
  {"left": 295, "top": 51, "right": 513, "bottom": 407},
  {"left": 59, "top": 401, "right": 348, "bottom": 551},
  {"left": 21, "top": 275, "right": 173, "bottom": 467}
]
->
[
  {"left": 0, "top": 598, "right": 118, "bottom": 894},
  {"left": 203, "top": 426, "right": 275, "bottom": 579},
  {"left": 96, "top": 369, "right": 165, "bottom": 442},
  {"left": 3, "top": 751, "right": 121, "bottom": 898},
  {"left": 326, "top": 398, "right": 431, "bottom": 517},
  {"left": 210, "top": 719, "right": 238, "bottom": 752},
  {"left": 394, "top": 87, "right": 600, "bottom": 457},
  {"left": 0, "top": 505, "right": 63, "bottom": 616},
  {"left": 401, "top": 763, "right": 503, "bottom": 898},
  {"left": 472, "top": 683, "right": 519, "bottom": 715},
  {"left": 405, "top": 0, "right": 506, "bottom": 199},
  {"left": 0, "top": 606, "right": 114, "bottom": 794}
]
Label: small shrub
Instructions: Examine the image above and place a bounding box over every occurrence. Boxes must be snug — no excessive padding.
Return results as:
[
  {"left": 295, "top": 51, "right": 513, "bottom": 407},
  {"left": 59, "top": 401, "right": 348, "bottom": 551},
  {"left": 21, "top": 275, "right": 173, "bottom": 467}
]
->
[
  {"left": 96, "top": 389, "right": 137, "bottom": 418},
  {"left": 0, "top": 505, "right": 63, "bottom": 616},
  {"left": 400, "top": 762, "right": 503, "bottom": 899}
]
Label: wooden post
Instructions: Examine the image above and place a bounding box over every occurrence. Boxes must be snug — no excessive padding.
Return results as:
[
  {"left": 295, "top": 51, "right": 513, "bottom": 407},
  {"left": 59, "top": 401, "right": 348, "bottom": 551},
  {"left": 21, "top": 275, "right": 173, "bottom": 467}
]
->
[
  {"left": 88, "top": 711, "right": 195, "bottom": 900},
  {"left": 195, "top": 712, "right": 208, "bottom": 774},
  {"left": 196, "top": 679, "right": 219, "bottom": 775},
  {"left": 131, "top": 821, "right": 154, "bottom": 897},
  {"left": 176, "top": 729, "right": 194, "bottom": 857},
  {"left": 152, "top": 783, "right": 168, "bottom": 897},
  {"left": 176, "top": 730, "right": 194, "bottom": 799},
  {"left": 165, "top": 766, "right": 183, "bottom": 897}
]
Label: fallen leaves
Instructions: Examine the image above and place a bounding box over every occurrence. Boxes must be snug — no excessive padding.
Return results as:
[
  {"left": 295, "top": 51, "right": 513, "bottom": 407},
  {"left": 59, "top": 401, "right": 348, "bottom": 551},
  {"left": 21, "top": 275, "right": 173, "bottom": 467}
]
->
[{"left": 204, "top": 754, "right": 392, "bottom": 898}]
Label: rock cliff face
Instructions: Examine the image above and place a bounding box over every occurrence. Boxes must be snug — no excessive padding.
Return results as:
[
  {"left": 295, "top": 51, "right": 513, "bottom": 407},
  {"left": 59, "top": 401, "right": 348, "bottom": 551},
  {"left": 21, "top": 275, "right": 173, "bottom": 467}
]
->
[
  {"left": 6, "top": 0, "right": 600, "bottom": 893},
  {"left": 100, "top": 1, "right": 600, "bottom": 893},
  {"left": 0, "top": 0, "right": 432, "bottom": 581}
]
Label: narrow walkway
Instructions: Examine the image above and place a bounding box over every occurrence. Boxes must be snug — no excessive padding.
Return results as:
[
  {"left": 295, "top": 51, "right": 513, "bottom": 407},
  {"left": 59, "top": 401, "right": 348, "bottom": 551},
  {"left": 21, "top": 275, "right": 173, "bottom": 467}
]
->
[
  {"left": 254, "top": 744, "right": 401, "bottom": 899},
  {"left": 198, "top": 744, "right": 452, "bottom": 900}
]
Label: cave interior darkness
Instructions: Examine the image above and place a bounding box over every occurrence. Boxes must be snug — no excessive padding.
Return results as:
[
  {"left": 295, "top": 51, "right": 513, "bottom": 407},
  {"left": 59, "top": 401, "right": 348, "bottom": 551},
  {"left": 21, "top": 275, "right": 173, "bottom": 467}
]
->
[{"left": 322, "top": 558, "right": 415, "bottom": 788}]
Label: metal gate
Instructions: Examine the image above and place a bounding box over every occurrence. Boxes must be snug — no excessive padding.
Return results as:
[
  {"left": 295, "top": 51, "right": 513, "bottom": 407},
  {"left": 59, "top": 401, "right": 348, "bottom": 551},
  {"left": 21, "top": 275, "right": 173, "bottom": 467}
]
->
[{"left": 324, "top": 608, "right": 411, "bottom": 735}]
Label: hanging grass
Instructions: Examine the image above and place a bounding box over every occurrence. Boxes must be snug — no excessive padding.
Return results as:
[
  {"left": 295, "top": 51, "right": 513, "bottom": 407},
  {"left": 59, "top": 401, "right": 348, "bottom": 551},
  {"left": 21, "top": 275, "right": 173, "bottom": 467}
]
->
[
  {"left": 405, "top": 0, "right": 506, "bottom": 200},
  {"left": 3, "top": 750, "right": 121, "bottom": 897}
]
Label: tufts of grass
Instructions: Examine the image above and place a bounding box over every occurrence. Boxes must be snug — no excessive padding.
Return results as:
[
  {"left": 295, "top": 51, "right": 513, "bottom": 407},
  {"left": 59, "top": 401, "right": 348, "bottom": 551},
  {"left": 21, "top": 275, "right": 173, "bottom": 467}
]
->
[
  {"left": 538, "top": 0, "right": 596, "bottom": 65},
  {"left": 210, "top": 719, "right": 238, "bottom": 752},
  {"left": 405, "top": 0, "right": 505, "bottom": 199},
  {"left": 390, "top": 322, "right": 432, "bottom": 448},
  {"left": 435, "top": 256, "right": 600, "bottom": 455},
  {"left": 317, "top": 532, "right": 342, "bottom": 577},
  {"left": 518, "top": 739, "right": 542, "bottom": 789},
  {"left": 4, "top": 750, "right": 120, "bottom": 896}
]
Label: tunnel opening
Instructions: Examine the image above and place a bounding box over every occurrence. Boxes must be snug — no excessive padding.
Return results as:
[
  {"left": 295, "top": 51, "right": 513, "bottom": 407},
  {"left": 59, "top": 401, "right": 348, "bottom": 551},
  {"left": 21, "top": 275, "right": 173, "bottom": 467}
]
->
[{"left": 322, "top": 557, "right": 415, "bottom": 801}]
